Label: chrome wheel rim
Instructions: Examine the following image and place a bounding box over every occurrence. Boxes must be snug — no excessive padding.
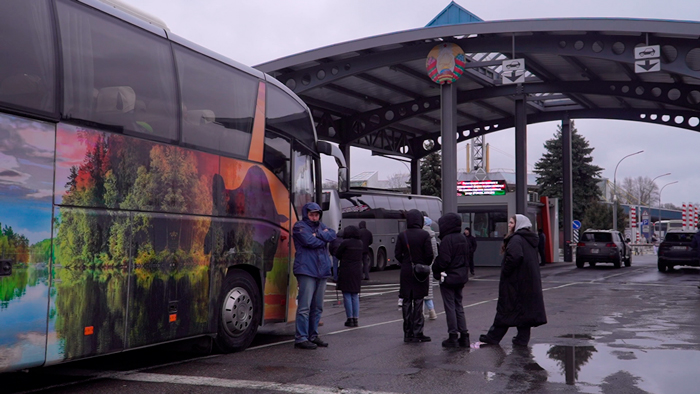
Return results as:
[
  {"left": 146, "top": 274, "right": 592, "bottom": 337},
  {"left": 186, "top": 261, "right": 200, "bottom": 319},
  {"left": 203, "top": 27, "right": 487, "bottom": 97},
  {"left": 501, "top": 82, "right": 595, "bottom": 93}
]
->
[{"left": 222, "top": 286, "right": 254, "bottom": 337}]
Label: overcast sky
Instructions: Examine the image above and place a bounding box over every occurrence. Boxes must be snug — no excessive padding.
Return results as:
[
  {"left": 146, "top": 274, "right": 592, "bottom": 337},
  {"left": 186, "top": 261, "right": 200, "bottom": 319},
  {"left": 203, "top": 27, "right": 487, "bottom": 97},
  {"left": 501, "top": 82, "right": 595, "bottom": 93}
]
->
[{"left": 120, "top": 0, "right": 700, "bottom": 207}]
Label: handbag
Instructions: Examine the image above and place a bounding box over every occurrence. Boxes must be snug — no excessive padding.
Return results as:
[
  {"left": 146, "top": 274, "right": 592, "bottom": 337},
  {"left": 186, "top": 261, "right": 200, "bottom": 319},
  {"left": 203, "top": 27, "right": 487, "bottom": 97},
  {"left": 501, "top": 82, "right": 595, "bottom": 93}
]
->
[{"left": 403, "top": 233, "right": 430, "bottom": 282}]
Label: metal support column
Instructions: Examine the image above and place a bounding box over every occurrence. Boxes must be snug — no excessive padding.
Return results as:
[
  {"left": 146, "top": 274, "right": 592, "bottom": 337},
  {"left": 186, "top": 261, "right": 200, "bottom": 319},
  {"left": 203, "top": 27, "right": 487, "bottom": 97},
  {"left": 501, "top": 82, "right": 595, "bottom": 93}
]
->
[
  {"left": 515, "top": 96, "right": 527, "bottom": 214},
  {"left": 562, "top": 117, "right": 573, "bottom": 262},
  {"left": 410, "top": 157, "right": 420, "bottom": 195},
  {"left": 340, "top": 144, "right": 350, "bottom": 183},
  {"left": 440, "top": 83, "right": 457, "bottom": 214}
]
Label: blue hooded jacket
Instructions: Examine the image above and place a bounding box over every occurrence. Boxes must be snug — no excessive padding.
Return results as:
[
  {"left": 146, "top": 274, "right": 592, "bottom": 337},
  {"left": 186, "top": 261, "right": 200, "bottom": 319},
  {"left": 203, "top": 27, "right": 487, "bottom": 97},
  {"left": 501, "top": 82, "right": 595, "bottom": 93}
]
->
[{"left": 293, "top": 202, "right": 336, "bottom": 278}]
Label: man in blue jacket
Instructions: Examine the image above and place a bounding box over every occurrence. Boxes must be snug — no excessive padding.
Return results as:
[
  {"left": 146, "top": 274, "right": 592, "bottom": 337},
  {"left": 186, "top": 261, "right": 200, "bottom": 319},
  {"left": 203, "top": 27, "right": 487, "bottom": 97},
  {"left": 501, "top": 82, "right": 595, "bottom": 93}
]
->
[{"left": 293, "top": 202, "right": 336, "bottom": 349}]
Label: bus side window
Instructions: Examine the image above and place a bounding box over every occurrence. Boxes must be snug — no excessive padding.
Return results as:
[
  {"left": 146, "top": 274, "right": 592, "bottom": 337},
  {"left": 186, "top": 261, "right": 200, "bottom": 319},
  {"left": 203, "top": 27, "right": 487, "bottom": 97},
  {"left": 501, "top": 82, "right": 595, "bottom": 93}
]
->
[
  {"left": 263, "top": 131, "right": 291, "bottom": 187},
  {"left": 0, "top": 1, "right": 56, "bottom": 115},
  {"left": 174, "top": 44, "right": 258, "bottom": 157},
  {"left": 57, "top": 0, "right": 177, "bottom": 140}
]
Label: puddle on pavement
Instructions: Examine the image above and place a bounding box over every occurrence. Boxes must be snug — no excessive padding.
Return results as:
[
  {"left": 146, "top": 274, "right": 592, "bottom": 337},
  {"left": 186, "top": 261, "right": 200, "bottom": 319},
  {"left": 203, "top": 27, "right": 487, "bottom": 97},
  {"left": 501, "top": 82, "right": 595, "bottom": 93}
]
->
[{"left": 530, "top": 340, "right": 700, "bottom": 394}]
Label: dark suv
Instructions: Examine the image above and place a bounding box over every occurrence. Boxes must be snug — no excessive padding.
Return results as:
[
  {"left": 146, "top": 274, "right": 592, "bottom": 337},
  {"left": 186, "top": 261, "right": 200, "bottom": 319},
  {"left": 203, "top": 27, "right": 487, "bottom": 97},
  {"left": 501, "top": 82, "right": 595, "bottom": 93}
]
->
[
  {"left": 657, "top": 230, "right": 699, "bottom": 272},
  {"left": 575, "top": 230, "right": 631, "bottom": 268}
]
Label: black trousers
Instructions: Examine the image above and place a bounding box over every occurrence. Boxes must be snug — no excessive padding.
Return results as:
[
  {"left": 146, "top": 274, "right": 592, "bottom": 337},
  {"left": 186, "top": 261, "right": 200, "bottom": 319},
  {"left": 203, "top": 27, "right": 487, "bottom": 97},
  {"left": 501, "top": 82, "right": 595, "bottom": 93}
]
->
[
  {"left": 440, "top": 285, "right": 467, "bottom": 334},
  {"left": 485, "top": 324, "right": 531, "bottom": 345},
  {"left": 401, "top": 298, "right": 425, "bottom": 337}
]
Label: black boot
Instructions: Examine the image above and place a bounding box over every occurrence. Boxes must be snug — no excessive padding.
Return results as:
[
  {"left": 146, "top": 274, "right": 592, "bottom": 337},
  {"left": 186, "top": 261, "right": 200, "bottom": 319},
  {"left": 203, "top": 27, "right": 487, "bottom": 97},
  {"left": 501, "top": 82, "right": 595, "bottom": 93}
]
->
[
  {"left": 344, "top": 318, "right": 354, "bottom": 327},
  {"left": 442, "top": 333, "right": 459, "bottom": 348},
  {"left": 352, "top": 318, "right": 358, "bottom": 327},
  {"left": 459, "top": 331, "right": 470, "bottom": 347}
]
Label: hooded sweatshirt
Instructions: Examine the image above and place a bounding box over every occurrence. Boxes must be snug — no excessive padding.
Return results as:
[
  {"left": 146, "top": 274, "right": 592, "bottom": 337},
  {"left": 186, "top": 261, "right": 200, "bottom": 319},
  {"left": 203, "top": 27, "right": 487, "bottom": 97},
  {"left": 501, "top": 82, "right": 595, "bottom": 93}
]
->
[{"left": 432, "top": 212, "right": 469, "bottom": 287}]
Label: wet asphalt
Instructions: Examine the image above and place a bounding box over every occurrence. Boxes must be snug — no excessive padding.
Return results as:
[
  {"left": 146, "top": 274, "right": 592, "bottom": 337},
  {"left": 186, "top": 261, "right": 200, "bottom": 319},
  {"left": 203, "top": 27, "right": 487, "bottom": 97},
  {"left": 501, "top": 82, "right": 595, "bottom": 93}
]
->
[{"left": 4, "top": 254, "right": 700, "bottom": 394}]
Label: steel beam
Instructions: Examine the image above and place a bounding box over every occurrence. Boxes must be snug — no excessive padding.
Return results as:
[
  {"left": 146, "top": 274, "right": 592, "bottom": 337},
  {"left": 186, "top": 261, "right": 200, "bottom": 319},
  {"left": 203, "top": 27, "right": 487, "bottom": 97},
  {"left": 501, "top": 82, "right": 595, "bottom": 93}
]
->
[
  {"left": 515, "top": 96, "right": 528, "bottom": 214},
  {"left": 562, "top": 117, "right": 573, "bottom": 263},
  {"left": 441, "top": 83, "right": 458, "bottom": 214}
]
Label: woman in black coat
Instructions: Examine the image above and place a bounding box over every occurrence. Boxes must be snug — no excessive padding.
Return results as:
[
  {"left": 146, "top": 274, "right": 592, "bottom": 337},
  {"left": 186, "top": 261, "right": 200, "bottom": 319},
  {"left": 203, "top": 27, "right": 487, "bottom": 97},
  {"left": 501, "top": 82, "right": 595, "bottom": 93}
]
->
[
  {"left": 334, "top": 225, "right": 364, "bottom": 327},
  {"left": 395, "top": 209, "right": 434, "bottom": 343},
  {"left": 432, "top": 212, "right": 470, "bottom": 347},
  {"left": 479, "top": 214, "right": 547, "bottom": 347}
]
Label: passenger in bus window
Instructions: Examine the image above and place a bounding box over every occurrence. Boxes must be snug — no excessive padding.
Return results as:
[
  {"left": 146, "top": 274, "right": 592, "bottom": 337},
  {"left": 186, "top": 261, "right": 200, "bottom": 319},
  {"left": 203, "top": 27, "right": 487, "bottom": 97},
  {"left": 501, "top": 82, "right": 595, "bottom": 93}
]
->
[
  {"left": 334, "top": 225, "right": 363, "bottom": 327},
  {"left": 292, "top": 202, "right": 336, "bottom": 350},
  {"left": 358, "top": 221, "right": 373, "bottom": 280}
]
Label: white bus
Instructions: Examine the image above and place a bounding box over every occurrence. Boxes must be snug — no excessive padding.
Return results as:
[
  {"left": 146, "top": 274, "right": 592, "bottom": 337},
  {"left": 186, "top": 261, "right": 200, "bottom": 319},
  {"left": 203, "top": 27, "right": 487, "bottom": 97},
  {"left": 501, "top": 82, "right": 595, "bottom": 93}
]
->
[
  {"left": 322, "top": 188, "right": 442, "bottom": 270},
  {"left": 654, "top": 220, "right": 683, "bottom": 240}
]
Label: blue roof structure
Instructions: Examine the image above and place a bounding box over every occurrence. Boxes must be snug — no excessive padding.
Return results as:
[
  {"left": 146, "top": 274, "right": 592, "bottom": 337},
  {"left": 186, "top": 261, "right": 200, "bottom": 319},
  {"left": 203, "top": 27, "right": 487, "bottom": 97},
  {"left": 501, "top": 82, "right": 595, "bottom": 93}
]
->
[{"left": 425, "top": 1, "right": 483, "bottom": 27}]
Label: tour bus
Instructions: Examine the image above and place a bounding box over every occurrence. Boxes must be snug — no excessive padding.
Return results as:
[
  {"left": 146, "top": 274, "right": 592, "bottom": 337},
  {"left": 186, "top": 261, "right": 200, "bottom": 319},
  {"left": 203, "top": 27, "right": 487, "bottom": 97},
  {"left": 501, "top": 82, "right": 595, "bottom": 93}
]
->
[
  {"left": 654, "top": 220, "right": 683, "bottom": 240},
  {"left": 0, "top": 0, "right": 347, "bottom": 373},
  {"left": 322, "top": 188, "right": 442, "bottom": 270}
]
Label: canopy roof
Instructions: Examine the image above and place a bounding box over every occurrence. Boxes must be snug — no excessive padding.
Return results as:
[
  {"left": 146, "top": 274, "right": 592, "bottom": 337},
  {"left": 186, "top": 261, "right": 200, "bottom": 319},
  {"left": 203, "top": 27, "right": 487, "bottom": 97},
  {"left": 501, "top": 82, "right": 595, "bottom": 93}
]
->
[{"left": 256, "top": 18, "right": 700, "bottom": 160}]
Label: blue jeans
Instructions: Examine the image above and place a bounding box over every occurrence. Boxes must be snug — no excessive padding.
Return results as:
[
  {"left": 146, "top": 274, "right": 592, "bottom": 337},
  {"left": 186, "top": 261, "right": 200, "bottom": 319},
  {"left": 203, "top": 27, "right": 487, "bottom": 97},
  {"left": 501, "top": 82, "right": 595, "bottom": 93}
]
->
[
  {"left": 342, "top": 292, "right": 359, "bottom": 318},
  {"left": 295, "top": 275, "right": 327, "bottom": 343},
  {"left": 424, "top": 299, "right": 434, "bottom": 311}
]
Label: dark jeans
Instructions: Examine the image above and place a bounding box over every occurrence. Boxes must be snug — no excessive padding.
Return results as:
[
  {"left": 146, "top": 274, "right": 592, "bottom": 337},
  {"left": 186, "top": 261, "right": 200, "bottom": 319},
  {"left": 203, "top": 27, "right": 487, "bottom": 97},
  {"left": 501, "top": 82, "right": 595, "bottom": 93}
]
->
[
  {"left": 440, "top": 285, "right": 467, "bottom": 334},
  {"left": 362, "top": 253, "right": 370, "bottom": 279},
  {"left": 484, "top": 325, "right": 532, "bottom": 346},
  {"left": 401, "top": 298, "right": 425, "bottom": 338}
]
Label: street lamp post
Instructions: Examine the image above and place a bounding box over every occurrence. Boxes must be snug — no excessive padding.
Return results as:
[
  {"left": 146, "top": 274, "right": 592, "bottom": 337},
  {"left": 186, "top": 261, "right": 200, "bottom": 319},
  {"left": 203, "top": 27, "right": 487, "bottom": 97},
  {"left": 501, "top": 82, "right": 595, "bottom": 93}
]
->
[
  {"left": 639, "top": 172, "right": 671, "bottom": 236},
  {"left": 658, "top": 181, "right": 678, "bottom": 237},
  {"left": 613, "top": 150, "right": 644, "bottom": 231}
]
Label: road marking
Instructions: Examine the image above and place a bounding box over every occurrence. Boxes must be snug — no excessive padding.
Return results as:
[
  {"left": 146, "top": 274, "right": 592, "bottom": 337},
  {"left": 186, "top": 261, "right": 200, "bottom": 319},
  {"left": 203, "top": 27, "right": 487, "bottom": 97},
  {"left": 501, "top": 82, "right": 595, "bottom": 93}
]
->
[{"left": 117, "top": 372, "right": 403, "bottom": 394}]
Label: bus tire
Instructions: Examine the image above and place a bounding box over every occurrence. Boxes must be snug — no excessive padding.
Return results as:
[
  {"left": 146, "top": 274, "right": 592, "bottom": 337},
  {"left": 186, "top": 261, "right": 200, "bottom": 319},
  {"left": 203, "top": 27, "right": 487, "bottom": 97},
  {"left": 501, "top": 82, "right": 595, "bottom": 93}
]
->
[
  {"left": 215, "top": 270, "right": 260, "bottom": 353},
  {"left": 376, "top": 248, "right": 387, "bottom": 271}
]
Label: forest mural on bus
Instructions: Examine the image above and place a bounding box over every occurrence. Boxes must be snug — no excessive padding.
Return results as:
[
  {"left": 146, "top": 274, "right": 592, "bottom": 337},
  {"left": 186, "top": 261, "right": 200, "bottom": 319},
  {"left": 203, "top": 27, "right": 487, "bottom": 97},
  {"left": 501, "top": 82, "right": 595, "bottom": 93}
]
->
[
  {"left": 0, "top": 113, "right": 293, "bottom": 370},
  {"left": 0, "top": 114, "right": 54, "bottom": 371}
]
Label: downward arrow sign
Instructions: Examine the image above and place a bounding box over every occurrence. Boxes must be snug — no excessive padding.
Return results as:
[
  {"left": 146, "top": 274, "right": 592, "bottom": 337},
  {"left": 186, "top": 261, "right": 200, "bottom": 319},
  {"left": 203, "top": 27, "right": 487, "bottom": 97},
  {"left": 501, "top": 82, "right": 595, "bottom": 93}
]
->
[
  {"left": 639, "top": 59, "right": 659, "bottom": 71},
  {"left": 504, "top": 71, "right": 522, "bottom": 83}
]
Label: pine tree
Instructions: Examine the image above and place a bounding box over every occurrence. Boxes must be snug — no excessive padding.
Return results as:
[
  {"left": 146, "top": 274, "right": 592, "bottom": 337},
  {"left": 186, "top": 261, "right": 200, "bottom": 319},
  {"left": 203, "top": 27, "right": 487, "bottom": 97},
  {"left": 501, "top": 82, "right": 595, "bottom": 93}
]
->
[
  {"left": 420, "top": 151, "right": 441, "bottom": 197},
  {"left": 534, "top": 121, "right": 603, "bottom": 226}
]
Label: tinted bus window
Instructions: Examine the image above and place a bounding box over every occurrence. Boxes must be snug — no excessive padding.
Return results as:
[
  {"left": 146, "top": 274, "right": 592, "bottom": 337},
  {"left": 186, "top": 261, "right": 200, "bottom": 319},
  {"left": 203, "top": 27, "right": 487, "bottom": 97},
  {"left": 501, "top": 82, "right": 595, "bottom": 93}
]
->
[
  {"left": 415, "top": 198, "right": 430, "bottom": 217},
  {"left": 0, "top": 0, "right": 56, "bottom": 115},
  {"left": 263, "top": 131, "right": 290, "bottom": 187},
  {"left": 427, "top": 199, "right": 441, "bottom": 221},
  {"left": 57, "top": 0, "right": 177, "bottom": 140},
  {"left": 267, "top": 85, "right": 315, "bottom": 149},
  {"left": 175, "top": 45, "right": 257, "bottom": 157}
]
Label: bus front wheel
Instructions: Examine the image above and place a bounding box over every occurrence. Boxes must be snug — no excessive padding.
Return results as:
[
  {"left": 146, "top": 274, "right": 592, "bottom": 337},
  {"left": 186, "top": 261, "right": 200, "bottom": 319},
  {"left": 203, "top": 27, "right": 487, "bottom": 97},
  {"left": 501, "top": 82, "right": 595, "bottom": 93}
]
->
[
  {"left": 376, "top": 249, "right": 387, "bottom": 271},
  {"left": 216, "top": 270, "right": 260, "bottom": 353}
]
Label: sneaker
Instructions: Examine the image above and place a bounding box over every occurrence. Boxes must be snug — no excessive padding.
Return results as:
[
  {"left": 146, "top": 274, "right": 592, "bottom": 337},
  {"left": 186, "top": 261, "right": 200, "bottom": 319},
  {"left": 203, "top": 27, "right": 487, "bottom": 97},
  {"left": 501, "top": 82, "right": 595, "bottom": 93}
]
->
[
  {"left": 428, "top": 309, "right": 438, "bottom": 320},
  {"left": 310, "top": 337, "right": 328, "bottom": 347},
  {"left": 294, "top": 341, "right": 317, "bottom": 350}
]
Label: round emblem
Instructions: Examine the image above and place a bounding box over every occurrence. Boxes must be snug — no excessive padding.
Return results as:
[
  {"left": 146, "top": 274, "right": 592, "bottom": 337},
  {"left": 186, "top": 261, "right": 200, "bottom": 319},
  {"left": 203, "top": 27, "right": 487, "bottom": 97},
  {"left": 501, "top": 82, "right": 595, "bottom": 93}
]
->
[{"left": 426, "top": 43, "right": 466, "bottom": 84}]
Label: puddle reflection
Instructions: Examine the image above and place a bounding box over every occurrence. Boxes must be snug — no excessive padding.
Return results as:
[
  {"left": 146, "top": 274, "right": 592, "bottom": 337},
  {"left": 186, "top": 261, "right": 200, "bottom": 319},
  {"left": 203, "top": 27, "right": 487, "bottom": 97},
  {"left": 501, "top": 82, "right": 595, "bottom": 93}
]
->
[{"left": 532, "top": 341, "right": 700, "bottom": 394}]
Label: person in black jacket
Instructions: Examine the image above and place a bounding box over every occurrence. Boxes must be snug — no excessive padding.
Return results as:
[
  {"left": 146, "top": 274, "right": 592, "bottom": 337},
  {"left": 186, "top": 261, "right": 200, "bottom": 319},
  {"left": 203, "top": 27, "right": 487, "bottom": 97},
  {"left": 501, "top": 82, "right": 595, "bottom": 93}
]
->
[
  {"left": 433, "top": 213, "right": 470, "bottom": 348},
  {"left": 463, "top": 227, "right": 478, "bottom": 275},
  {"left": 358, "top": 221, "right": 374, "bottom": 280},
  {"left": 329, "top": 230, "right": 344, "bottom": 282},
  {"left": 334, "top": 226, "right": 364, "bottom": 327},
  {"left": 537, "top": 228, "right": 547, "bottom": 266},
  {"left": 395, "top": 209, "right": 434, "bottom": 343},
  {"left": 479, "top": 214, "right": 547, "bottom": 347}
]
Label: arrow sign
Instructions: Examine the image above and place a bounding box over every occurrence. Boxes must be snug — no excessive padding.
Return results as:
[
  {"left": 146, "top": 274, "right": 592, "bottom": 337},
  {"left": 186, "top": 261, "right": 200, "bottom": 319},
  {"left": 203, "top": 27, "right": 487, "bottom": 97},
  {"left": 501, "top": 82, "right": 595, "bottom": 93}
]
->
[
  {"left": 573, "top": 220, "right": 581, "bottom": 230},
  {"left": 635, "top": 59, "right": 660, "bottom": 73},
  {"left": 502, "top": 70, "right": 525, "bottom": 84}
]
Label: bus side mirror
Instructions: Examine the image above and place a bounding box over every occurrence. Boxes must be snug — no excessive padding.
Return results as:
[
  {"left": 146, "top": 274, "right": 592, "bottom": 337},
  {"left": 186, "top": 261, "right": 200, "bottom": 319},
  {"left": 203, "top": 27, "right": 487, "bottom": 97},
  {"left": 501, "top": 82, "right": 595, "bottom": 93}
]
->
[{"left": 338, "top": 167, "right": 348, "bottom": 193}]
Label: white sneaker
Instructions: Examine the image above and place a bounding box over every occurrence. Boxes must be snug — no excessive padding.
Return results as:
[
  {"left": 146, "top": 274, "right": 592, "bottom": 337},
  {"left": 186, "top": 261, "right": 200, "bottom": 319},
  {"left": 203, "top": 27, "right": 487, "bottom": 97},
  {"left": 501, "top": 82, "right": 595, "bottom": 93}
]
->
[{"left": 428, "top": 309, "right": 437, "bottom": 320}]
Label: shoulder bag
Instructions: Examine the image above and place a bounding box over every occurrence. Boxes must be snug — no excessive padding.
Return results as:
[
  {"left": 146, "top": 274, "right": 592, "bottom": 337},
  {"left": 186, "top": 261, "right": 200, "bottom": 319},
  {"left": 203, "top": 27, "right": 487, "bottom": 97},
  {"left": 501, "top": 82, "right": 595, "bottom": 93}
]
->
[{"left": 404, "top": 232, "right": 430, "bottom": 282}]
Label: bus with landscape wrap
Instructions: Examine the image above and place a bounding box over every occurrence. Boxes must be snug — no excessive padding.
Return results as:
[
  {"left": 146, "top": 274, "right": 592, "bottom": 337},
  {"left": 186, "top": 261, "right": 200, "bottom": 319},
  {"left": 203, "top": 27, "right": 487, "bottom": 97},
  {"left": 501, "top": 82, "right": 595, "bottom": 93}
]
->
[{"left": 0, "top": 0, "right": 346, "bottom": 373}]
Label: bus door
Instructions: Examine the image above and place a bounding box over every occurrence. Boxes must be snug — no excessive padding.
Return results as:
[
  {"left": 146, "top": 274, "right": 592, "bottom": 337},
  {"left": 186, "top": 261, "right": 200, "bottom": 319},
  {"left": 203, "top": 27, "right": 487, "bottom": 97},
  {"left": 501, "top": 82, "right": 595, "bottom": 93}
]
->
[{"left": 0, "top": 115, "right": 55, "bottom": 372}]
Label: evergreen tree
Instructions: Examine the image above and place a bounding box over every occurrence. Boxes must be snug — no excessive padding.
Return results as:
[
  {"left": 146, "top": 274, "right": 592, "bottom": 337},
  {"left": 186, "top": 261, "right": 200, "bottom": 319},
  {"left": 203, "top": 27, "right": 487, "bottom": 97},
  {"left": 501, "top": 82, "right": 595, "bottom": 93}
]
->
[
  {"left": 420, "top": 151, "right": 441, "bottom": 197},
  {"left": 534, "top": 121, "right": 603, "bottom": 226},
  {"left": 580, "top": 201, "right": 626, "bottom": 232}
]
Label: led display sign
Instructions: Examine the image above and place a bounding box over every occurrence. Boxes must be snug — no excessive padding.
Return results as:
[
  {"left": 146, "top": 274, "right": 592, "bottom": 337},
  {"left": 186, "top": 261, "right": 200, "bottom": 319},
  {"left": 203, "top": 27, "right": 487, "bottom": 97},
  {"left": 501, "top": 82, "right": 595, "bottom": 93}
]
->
[{"left": 457, "top": 180, "right": 507, "bottom": 196}]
